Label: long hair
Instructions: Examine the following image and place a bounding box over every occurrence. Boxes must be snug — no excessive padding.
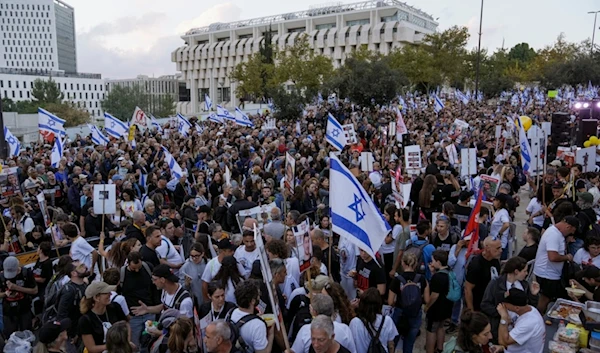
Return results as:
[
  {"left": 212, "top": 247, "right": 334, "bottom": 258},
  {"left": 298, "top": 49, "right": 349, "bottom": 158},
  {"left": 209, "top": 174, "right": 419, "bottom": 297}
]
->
[
  {"left": 106, "top": 321, "right": 132, "bottom": 353},
  {"left": 108, "top": 238, "right": 138, "bottom": 268},
  {"left": 323, "top": 282, "right": 355, "bottom": 324},
  {"left": 419, "top": 175, "right": 438, "bottom": 208},
  {"left": 356, "top": 288, "right": 382, "bottom": 326},
  {"left": 168, "top": 317, "right": 194, "bottom": 353},
  {"left": 457, "top": 310, "right": 489, "bottom": 353},
  {"left": 213, "top": 256, "right": 243, "bottom": 288},
  {"left": 80, "top": 297, "right": 94, "bottom": 315}
]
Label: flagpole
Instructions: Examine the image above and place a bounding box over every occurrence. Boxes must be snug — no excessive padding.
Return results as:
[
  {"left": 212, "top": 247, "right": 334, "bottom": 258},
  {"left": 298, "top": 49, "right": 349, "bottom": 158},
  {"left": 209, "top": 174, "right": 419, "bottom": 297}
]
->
[{"left": 0, "top": 97, "right": 7, "bottom": 160}]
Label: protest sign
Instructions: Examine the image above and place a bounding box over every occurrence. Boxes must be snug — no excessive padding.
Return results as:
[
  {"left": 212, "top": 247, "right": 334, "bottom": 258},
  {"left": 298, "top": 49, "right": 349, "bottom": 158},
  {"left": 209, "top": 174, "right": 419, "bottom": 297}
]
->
[{"left": 293, "top": 219, "right": 312, "bottom": 272}]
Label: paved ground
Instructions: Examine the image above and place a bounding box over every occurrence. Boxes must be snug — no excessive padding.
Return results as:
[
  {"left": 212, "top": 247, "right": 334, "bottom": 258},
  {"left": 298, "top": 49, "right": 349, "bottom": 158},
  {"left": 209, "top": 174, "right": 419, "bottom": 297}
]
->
[{"left": 408, "top": 189, "right": 530, "bottom": 353}]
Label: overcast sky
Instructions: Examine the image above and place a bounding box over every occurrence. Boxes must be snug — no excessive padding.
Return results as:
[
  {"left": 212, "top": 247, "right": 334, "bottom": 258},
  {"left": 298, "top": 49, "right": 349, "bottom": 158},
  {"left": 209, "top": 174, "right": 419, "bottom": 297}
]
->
[{"left": 67, "top": 0, "right": 600, "bottom": 79}]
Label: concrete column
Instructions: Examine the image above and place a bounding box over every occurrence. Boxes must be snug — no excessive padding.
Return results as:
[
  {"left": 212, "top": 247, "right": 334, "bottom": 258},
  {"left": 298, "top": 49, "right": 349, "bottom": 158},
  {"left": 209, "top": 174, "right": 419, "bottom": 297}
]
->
[
  {"left": 190, "top": 78, "right": 198, "bottom": 114},
  {"left": 209, "top": 76, "right": 217, "bottom": 110}
]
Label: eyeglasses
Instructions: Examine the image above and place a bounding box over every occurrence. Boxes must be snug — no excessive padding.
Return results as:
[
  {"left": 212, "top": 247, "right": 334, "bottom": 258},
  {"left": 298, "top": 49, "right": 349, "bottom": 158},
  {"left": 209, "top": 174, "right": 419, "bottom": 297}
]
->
[{"left": 190, "top": 254, "right": 202, "bottom": 259}]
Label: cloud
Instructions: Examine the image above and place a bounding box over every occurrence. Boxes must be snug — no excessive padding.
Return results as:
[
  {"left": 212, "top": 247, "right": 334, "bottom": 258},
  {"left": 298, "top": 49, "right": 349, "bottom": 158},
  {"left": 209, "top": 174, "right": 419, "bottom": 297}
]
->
[
  {"left": 176, "top": 3, "right": 242, "bottom": 35},
  {"left": 85, "top": 12, "right": 166, "bottom": 37}
]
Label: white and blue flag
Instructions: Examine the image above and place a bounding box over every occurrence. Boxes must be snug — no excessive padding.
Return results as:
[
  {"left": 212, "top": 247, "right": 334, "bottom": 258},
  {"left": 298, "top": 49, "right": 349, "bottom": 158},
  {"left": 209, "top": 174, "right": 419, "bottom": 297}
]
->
[
  {"left": 329, "top": 153, "right": 391, "bottom": 258},
  {"left": 267, "top": 98, "right": 275, "bottom": 111},
  {"left": 326, "top": 113, "right": 347, "bottom": 151},
  {"left": 4, "top": 127, "right": 20, "bottom": 158},
  {"left": 88, "top": 124, "right": 110, "bottom": 146},
  {"left": 234, "top": 108, "right": 254, "bottom": 127},
  {"left": 103, "top": 113, "right": 128, "bottom": 138},
  {"left": 516, "top": 116, "right": 533, "bottom": 174},
  {"left": 50, "top": 136, "right": 64, "bottom": 168},
  {"left": 456, "top": 89, "right": 469, "bottom": 105},
  {"left": 433, "top": 94, "right": 445, "bottom": 113},
  {"left": 205, "top": 94, "right": 213, "bottom": 111},
  {"left": 217, "top": 105, "right": 235, "bottom": 121},
  {"left": 150, "top": 115, "right": 163, "bottom": 132},
  {"left": 208, "top": 113, "right": 223, "bottom": 124},
  {"left": 177, "top": 113, "right": 192, "bottom": 137},
  {"left": 38, "top": 108, "right": 66, "bottom": 136},
  {"left": 162, "top": 146, "right": 184, "bottom": 179}
]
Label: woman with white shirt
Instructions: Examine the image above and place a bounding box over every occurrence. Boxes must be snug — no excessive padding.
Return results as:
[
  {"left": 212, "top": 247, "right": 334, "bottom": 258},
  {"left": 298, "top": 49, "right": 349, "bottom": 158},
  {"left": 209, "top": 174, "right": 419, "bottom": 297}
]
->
[
  {"left": 212, "top": 255, "right": 243, "bottom": 304},
  {"left": 349, "top": 288, "right": 398, "bottom": 353},
  {"left": 491, "top": 194, "right": 511, "bottom": 260},
  {"left": 526, "top": 196, "right": 544, "bottom": 230},
  {"left": 574, "top": 234, "right": 600, "bottom": 268}
]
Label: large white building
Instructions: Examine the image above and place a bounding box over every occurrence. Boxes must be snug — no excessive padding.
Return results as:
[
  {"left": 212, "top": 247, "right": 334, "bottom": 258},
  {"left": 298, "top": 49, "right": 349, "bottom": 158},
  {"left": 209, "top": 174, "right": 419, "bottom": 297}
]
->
[
  {"left": 172, "top": 0, "right": 438, "bottom": 114},
  {"left": 106, "top": 74, "right": 183, "bottom": 116},
  {"left": 0, "top": 0, "right": 104, "bottom": 119}
]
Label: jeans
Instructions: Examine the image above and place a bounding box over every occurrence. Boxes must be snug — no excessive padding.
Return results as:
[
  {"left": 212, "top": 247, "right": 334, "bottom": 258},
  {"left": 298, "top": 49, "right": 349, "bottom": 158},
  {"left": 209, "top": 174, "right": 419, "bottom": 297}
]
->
[
  {"left": 130, "top": 313, "right": 155, "bottom": 349},
  {"left": 569, "top": 238, "right": 584, "bottom": 256},
  {"left": 451, "top": 300, "right": 462, "bottom": 324},
  {"left": 501, "top": 247, "right": 509, "bottom": 261},
  {"left": 391, "top": 308, "right": 422, "bottom": 353}
]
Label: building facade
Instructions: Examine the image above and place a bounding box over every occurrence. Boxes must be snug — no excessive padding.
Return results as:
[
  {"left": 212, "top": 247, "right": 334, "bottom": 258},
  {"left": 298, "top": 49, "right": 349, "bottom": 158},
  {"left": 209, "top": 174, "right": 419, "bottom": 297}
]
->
[
  {"left": 106, "top": 74, "right": 181, "bottom": 116},
  {"left": 54, "top": 0, "right": 76, "bottom": 73},
  {"left": 172, "top": 0, "right": 437, "bottom": 114}
]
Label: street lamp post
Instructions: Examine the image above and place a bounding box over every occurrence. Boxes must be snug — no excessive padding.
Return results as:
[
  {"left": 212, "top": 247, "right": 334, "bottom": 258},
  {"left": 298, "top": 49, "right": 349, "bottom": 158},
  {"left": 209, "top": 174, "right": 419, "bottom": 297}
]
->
[
  {"left": 590, "top": 11, "right": 600, "bottom": 55},
  {"left": 474, "top": 0, "right": 484, "bottom": 98}
]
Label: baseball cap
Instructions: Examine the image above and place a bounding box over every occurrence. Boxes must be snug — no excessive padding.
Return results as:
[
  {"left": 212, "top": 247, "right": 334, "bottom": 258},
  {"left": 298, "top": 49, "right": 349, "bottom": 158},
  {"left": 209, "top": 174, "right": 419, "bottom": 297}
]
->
[
  {"left": 501, "top": 288, "right": 528, "bottom": 307},
  {"left": 79, "top": 174, "right": 88, "bottom": 179},
  {"left": 111, "top": 174, "right": 123, "bottom": 181},
  {"left": 39, "top": 318, "right": 71, "bottom": 344},
  {"left": 459, "top": 190, "right": 474, "bottom": 202},
  {"left": 577, "top": 265, "right": 600, "bottom": 280},
  {"left": 153, "top": 264, "right": 179, "bottom": 283},
  {"left": 85, "top": 281, "right": 116, "bottom": 298},
  {"left": 217, "top": 238, "right": 235, "bottom": 251},
  {"left": 563, "top": 216, "right": 580, "bottom": 230},
  {"left": 577, "top": 192, "right": 594, "bottom": 203},
  {"left": 549, "top": 160, "right": 562, "bottom": 167},
  {"left": 158, "top": 309, "right": 181, "bottom": 330},
  {"left": 552, "top": 181, "right": 564, "bottom": 189},
  {"left": 2, "top": 256, "right": 19, "bottom": 280}
]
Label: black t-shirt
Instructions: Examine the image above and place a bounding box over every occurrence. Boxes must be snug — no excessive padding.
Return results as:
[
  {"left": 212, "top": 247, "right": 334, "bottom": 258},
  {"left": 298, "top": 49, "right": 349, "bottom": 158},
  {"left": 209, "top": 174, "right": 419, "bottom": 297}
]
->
[
  {"left": 465, "top": 254, "right": 500, "bottom": 311},
  {"left": 32, "top": 257, "right": 53, "bottom": 297},
  {"left": 431, "top": 232, "right": 457, "bottom": 252},
  {"left": 322, "top": 246, "right": 341, "bottom": 283},
  {"left": 121, "top": 264, "right": 156, "bottom": 308},
  {"left": 518, "top": 244, "right": 538, "bottom": 262},
  {"left": 389, "top": 271, "right": 427, "bottom": 308},
  {"left": 79, "top": 305, "right": 126, "bottom": 346},
  {"left": 140, "top": 245, "right": 160, "bottom": 267},
  {"left": 310, "top": 344, "right": 351, "bottom": 353},
  {"left": 0, "top": 268, "right": 37, "bottom": 313},
  {"left": 355, "top": 258, "right": 386, "bottom": 292},
  {"left": 427, "top": 271, "right": 453, "bottom": 321},
  {"left": 454, "top": 204, "right": 472, "bottom": 230}
]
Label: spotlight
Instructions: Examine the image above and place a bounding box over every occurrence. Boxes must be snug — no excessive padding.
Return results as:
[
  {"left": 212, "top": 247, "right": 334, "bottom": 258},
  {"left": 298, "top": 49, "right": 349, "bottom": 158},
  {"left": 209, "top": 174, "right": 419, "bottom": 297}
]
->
[
  {"left": 597, "top": 102, "right": 600, "bottom": 108},
  {"left": 575, "top": 102, "right": 583, "bottom": 109},
  {"left": 584, "top": 103, "right": 590, "bottom": 109}
]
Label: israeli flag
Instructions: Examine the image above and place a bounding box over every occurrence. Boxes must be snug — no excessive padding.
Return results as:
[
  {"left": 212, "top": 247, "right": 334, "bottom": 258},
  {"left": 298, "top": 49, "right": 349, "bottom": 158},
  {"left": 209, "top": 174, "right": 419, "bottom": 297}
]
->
[
  {"left": 398, "top": 96, "right": 407, "bottom": 113},
  {"left": 208, "top": 113, "right": 224, "bottom": 124},
  {"left": 456, "top": 89, "right": 469, "bottom": 105},
  {"left": 103, "top": 113, "right": 129, "bottom": 138},
  {"left": 51, "top": 136, "right": 64, "bottom": 168},
  {"left": 162, "top": 146, "right": 184, "bottom": 179},
  {"left": 433, "top": 94, "right": 445, "bottom": 113},
  {"left": 217, "top": 105, "right": 235, "bottom": 121},
  {"left": 150, "top": 115, "right": 163, "bottom": 132},
  {"left": 177, "top": 113, "right": 192, "bottom": 137},
  {"left": 329, "top": 153, "right": 391, "bottom": 259},
  {"left": 196, "top": 124, "right": 204, "bottom": 134},
  {"left": 88, "top": 124, "right": 110, "bottom": 146},
  {"left": 516, "top": 116, "right": 533, "bottom": 174},
  {"left": 4, "top": 127, "right": 20, "bottom": 158},
  {"left": 267, "top": 98, "right": 275, "bottom": 111},
  {"left": 326, "top": 113, "right": 347, "bottom": 151},
  {"left": 205, "top": 94, "right": 213, "bottom": 111},
  {"left": 38, "top": 108, "right": 66, "bottom": 136},
  {"left": 234, "top": 108, "right": 254, "bottom": 127},
  {"left": 317, "top": 92, "right": 324, "bottom": 104},
  {"left": 140, "top": 173, "right": 147, "bottom": 189}
]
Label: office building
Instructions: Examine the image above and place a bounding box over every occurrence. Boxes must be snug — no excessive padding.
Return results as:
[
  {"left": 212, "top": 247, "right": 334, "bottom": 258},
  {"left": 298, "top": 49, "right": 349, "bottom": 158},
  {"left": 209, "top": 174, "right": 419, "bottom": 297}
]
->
[
  {"left": 106, "top": 75, "right": 181, "bottom": 116},
  {"left": 172, "top": 0, "right": 438, "bottom": 114}
]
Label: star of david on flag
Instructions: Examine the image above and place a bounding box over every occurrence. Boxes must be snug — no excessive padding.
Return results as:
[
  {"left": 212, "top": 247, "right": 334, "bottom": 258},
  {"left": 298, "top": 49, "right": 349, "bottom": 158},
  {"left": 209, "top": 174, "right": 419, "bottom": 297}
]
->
[
  {"left": 104, "top": 113, "right": 128, "bottom": 138},
  {"left": 326, "top": 113, "right": 347, "bottom": 151},
  {"left": 4, "top": 127, "right": 20, "bottom": 158}
]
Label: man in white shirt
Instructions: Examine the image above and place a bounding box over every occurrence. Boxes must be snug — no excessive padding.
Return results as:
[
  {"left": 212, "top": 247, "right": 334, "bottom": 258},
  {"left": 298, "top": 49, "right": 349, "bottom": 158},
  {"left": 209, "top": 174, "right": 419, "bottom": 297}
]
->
[
  {"left": 156, "top": 234, "right": 184, "bottom": 274},
  {"left": 202, "top": 238, "right": 245, "bottom": 300},
  {"left": 533, "top": 216, "right": 578, "bottom": 312},
  {"left": 64, "top": 222, "right": 98, "bottom": 276},
  {"left": 368, "top": 162, "right": 383, "bottom": 189},
  {"left": 11, "top": 204, "right": 34, "bottom": 246},
  {"left": 234, "top": 230, "right": 260, "bottom": 278},
  {"left": 291, "top": 294, "right": 356, "bottom": 353},
  {"left": 497, "top": 288, "right": 545, "bottom": 353},
  {"left": 229, "top": 280, "right": 274, "bottom": 353}
]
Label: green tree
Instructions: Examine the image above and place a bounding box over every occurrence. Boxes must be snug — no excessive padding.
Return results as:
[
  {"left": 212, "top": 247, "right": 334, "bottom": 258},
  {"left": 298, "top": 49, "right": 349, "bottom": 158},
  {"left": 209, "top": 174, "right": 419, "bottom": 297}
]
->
[
  {"left": 479, "top": 50, "right": 515, "bottom": 97},
  {"left": 389, "top": 44, "right": 438, "bottom": 91},
  {"left": 270, "top": 86, "right": 305, "bottom": 120},
  {"left": 423, "top": 26, "right": 470, "bottom": 86},
  {"left": 231, "top": 53, "right": 278, "bottom": 99},
  {"left": 101, "top": 85, "right": 149, "bottom": 122},
  {"left": 31, "top": 77, "right": 64, "bottom": 104},
  {"left": 507, "top": 43, "right": 536, "bottom": 64},
  {"left": 1, "top": 98, "right": 15, "bottom": 111},
  {"left": 153, "top": 95, "right": 175, "bottom": 118}
]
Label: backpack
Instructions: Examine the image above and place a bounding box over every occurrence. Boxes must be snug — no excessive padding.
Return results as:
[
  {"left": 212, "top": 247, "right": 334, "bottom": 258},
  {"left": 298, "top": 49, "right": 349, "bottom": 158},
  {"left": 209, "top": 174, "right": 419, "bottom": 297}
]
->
[
  {"left": 225, "top": 309, "right": 266, "bottom": 353},
  {"left": 363, "top": 318, "right": 387, "bottom": 353},
  {"left": 43, "top": 275, "right": 66, "bottom": 310},
  {"left": 442, "top": 336, "right": 464, "bottom": 353},
  {"left": 395, "top": 274, "right": 422, "bottom": 318},
  {"left": 120, "top": 261, "right": 152, "bottom": 285},
  {"left": 290, "top": 293, "right": 313, "bottom": 341},
  {"left": 42, "top": 281, "right": 83, "bottom": 322},
  {"left": 439, "top": 269, "right": 461, "bottom": 302},
  {"left": 404, "top": 241, "right": 428, "bottom": 274}
]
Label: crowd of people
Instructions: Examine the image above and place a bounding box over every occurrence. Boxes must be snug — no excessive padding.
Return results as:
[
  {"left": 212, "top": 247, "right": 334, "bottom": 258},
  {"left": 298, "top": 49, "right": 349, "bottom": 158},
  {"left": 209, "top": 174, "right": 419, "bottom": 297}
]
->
[{"left": 0, "top": 84, "right": 598, "bottom": 353}]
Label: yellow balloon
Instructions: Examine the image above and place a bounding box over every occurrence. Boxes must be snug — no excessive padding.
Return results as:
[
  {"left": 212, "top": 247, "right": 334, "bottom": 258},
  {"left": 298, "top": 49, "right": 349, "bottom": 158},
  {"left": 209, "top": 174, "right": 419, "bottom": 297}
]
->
[
  {"left": 514, "top": 116, "right": 532, "bottom": 132},
  {"left": 591, "top": 136, "right": 599, "bottom": 145},
  {"left": 585, "top": 140, "right": 592, "bottom": 147}
]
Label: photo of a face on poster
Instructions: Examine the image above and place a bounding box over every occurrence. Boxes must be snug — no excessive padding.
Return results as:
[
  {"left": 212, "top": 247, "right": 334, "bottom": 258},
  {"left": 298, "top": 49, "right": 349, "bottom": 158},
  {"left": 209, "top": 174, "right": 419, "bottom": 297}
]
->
[
  {"left": 285, "top": 152, "right": 295, "bottom": 192},
  {"left": 293, "top": 219, "right": 312, "bottom": 272}
]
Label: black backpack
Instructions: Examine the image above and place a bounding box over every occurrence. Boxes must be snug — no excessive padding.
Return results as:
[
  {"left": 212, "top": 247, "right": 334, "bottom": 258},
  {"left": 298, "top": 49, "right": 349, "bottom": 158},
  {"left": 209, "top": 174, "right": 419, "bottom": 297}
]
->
[
  {"left": 225, "top": 308, "right": 266, "bottom": 353},
  {"left": 403, "top": 241, "right": 428, "bottom": 274},
  {"left": 290, "top": 294, "right": 313, "bottom": 341},
  {"left": 395, "top": 273, "right": 422, "bottom": 318},
  {"left": 42, "top": 280, "right": 83, "bottom": 322},
  {"left": 364, "top": 318, "right": 387, "bottom": 353}
]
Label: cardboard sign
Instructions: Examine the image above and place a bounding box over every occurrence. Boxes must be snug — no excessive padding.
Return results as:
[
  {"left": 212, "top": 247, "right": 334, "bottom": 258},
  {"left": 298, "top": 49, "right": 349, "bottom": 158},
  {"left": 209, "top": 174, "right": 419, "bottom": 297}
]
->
[
  {"left": 576, "top": 146, "right": 597, "bottom": 173},
  {"left": 361, "top": 152, "right": 374, "bottom": 172},
  {"left": 254, "top": 226, "right": 283, "bottom": 330},
  {"left": 128, "top": 124, "right": 136, "bottom": 142},
  {"left": 404, "top": 145, "right": 422, "bottom": 174},
  {"left": 93, "top": 184, "right": 117, "bottom": 214},
  {"left": 460, "top": 148, "right": 477, "bottom": 177},
  {"left": 285, "top": 152, "right": 295, "bottom": 192},
  {"left": 343, "top": 124, "right": 358, "bottom": 145},
  {"left": 293, "top": 219, "right": 312, "bottom": 272},
  {"left": 529, "top": 136, "right": 544, "bottom": 176},
  {"left": 480, "top": 175, "right": 500, "bottom": 201},
  {"left": 237, "top": 202, "right": 277, "bottom": 232},
  {"left": 446, "top": 144, "right": 459, "bottom": 166},
  {"left": 495, "top": 125, "right": 502, "bottom": 139}
]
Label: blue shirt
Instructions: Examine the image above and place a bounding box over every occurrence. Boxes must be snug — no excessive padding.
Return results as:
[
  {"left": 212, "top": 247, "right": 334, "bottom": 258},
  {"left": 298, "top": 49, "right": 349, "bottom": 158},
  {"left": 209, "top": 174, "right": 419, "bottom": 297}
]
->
[{"left": 410, "top": 238, "right": 436, "bottom": 281}]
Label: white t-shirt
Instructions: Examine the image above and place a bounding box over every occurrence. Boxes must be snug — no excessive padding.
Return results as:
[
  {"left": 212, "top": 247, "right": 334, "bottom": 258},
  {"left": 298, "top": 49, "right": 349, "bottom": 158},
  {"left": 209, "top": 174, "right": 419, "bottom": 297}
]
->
[
  {"left": 533, "top": 225, "right": 566, "bottom": 280},
  {"left": 491, "top": 208, "right": 510, "bottom": 248},
  {"left": 349, "top": 315, "right": 398, "bottom": 353},
  {"left": 230, "top": 308, "right": 268, "bottom": 352},
  {"left": 110, "top": 292, "right": 130, "bottom": 316},
  {"left": 161, "top": 285, "right": 194, "bottom": 318},
  {"left": 379, "top": 225, "right": 399, "bottom": 255},
  {"left": 201, "top": 257, "right": 246, "bottom": 284},
  {"left": 70, "top": 236, "right": 94, "bottom": 270},
  {"left": 156, "top": 236, "right": 184, "bottom": 273},
  {"left": 234, "top": 246, "right": 260, "bottom": 279},
  {"left": 280, "top": 257, "right": 300, "bottom": 300},
  {"left": 526, "top": 198, "right": 544, "bottom": 227},
  {"left": 574, "top": 248, "right": 600, "bottom": 268},
  {"left": 292, "top": 321, "right": 356, "bottom": 353},
  {"left": 506, "top": 307, "right": 545, "bottom": 353},
  {"left": 16, "top": 215, "right": 35, "bottom": 235}
]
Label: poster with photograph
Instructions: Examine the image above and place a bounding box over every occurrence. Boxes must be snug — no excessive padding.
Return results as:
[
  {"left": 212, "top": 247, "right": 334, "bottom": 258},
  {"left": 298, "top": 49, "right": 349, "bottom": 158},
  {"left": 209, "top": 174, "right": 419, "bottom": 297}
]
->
[
  {"left": 480, "top": 175, "right": 500, "bottom": 201},
  {"left": 343, "top": 124, "right": 358, "bottom": 145},
  {"left": 237, "top": 202, "right": 277, "bottom": 232},
  {"left": 93, "top": 184, "right": 117, "bottom": 214},
  {"left": 0, "top": 167, "right": 21, "bottom": 204},
  {"left": 576, "top": 146, "right": 597, "bottom": 173},
  {"left": 293, "top": 219, "right": 312, "bottom": 272},
  {"left": 285, "top": 152, "right": 295, "bottom": 192},
  {"left": 36, "top": 193, "right": 50, "bottom": 227},
  {"left": 448, "top": 119, "right": 469, "bottom": 140},
  {"left": 254, "top": 225, "right": 282, "bottom": 330},
  {"left": 404, "top": 145, "right": 422, "bottom": 174}
]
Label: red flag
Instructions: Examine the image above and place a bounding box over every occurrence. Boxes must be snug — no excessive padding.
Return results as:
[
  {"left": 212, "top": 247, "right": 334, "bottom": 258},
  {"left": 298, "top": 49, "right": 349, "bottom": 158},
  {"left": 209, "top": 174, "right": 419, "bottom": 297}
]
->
[{"left": 465, "top": 189, "right": 484, "bottom": 259}]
